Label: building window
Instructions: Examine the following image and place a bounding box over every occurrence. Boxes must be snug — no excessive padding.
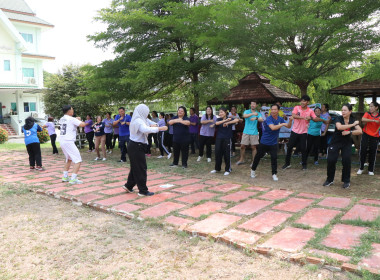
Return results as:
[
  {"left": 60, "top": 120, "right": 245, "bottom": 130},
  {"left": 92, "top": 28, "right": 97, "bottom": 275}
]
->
[
  {"left": 20, "top": 33, "right": 33, "bottom": 43},
  {"left": 4, "top": 60, "right": 10, "bottom": 71},
  {"left": 24, "top": 102, "right": 36, "bottom": 112},
  {"left": 22, "top": 68, "right": 35, "bottom": 78},
  {"left": 11, "top": 103, "right": 17, "bottom": 112}
]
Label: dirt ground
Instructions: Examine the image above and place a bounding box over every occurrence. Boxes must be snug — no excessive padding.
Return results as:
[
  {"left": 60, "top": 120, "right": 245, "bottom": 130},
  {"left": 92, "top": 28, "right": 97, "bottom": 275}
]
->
[{"left": 0, "top": 185, "right": 353, "bottom": 280}]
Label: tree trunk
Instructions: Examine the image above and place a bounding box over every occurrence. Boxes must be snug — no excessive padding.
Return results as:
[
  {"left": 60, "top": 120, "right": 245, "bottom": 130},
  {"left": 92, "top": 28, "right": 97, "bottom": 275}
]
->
[
  {"left": 296, "top": 82, "right": 310, "bottom": 97},
  {"left": 192, "top": 72, "right": 199, "bottom": 115}
]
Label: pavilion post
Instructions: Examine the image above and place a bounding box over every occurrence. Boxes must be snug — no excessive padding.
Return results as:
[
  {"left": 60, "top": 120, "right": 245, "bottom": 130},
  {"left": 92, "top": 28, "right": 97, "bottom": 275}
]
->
[{"left": 358, "top": 95, "right": 364, "bottom": 113}]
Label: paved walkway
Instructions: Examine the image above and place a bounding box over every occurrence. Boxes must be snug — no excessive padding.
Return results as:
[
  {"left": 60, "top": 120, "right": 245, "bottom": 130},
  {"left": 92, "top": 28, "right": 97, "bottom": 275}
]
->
[{"left": 1, "top": 151, "right": 379, "bottom": 275}]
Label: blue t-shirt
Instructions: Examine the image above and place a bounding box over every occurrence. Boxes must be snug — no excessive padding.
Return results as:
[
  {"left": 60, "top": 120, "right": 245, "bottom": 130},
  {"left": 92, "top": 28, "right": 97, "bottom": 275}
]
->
[
  {"left": 260, "top": 115, "right": 286, "bottom": 146},
  {"left": 172, "top": 116, "right": 190, "bottom": 143},
  {"left": 243, "top": 109, "right": 262, "bottom": 135},
  {"left": 216, "top": 118, "right": 233, "bottom": 139},
  {"left": 308, "top": 117, "right": 326, "bottom": 136},
  {"left": 23, "top": 123, "right": 42, "bottom": 145},
  {"left": 115, "top": 114, "right": 132, "bottom": 136}
]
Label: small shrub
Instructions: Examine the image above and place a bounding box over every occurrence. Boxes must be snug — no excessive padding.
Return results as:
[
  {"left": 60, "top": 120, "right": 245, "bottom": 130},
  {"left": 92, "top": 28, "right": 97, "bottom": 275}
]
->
[
  {"left": 0, "top": 127, "right": 8, "bottom": 144},
  {"left": 37, "top": 128, "right": 50, "bottom": 144}
]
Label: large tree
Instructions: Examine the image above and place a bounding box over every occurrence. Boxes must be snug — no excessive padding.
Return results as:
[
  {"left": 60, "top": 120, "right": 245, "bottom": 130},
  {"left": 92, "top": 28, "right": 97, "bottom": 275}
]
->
[
  {"left": 88, "top": 0, "right": 234, "bottom": 113},
  {"left": 210, "top": 0, "right": 380, "bottom": 96}
]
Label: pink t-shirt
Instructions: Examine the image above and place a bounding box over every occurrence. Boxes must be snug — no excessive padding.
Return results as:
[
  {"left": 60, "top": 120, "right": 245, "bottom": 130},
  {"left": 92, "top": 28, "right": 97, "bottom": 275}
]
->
[{"left": 292, "top": 106, "right": 317, "bottom": 134}]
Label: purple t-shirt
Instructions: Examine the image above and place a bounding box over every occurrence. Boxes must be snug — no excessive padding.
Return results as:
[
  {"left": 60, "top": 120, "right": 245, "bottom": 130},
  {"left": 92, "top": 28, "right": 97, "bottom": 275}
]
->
[
  {"left": 200, "top": 114, "right": 217, "bottom": 137},
  {"left": 158, "top": 118, "right": 166, "bottom": 127},
  {"left": 103, "top": 118, "right": 114, "bottom": 134},
  {"left": 45, "top": 122, "right": 56, "bottom": 136},
  {"left": 320, "top": 112, "right": 330, "bottom": 133},
  {"left": 84, "top": 119, "right": 93, "bottom": 133},
  {"left": 189, "top": 114, "right": 199, "bottom": 134}
]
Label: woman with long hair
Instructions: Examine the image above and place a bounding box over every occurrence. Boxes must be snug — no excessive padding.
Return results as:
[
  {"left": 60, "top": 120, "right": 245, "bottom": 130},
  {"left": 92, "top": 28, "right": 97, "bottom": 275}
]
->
[
  {"left": 324, "top": 104, "right": 362, "bottom": 189},
  {"left": 43, "top": 117, "right": 58, "bottom": 154},
  {"left": 103, "top": 112, "right": 114, "bottom": 154},
  {"left": 84, "top": 114, "right": 95, "bottom": 152},
  {"left": 198, "top": 106, "right": 217, "bottom": 163},
  {"left": 93, "top": 116, "right": 106, "bottom": 161}
]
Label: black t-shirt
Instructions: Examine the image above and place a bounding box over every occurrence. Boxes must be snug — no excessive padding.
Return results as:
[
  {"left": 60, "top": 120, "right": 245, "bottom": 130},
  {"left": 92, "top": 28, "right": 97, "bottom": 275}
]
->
[
  {"left": 216, "top": 118, "right": 233, "bottom": 139},
  {"left": 330, "top": 115, "right": 355, "bottom": 145},
  {"left": 172, "top": 116, "right": 190, "bottom": 143}
]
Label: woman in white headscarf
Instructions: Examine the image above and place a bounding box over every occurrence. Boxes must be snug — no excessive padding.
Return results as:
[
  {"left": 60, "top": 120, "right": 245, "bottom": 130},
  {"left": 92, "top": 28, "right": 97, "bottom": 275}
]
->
[{"left": 123, "top": 104, "right": 168, "bottom": 196}]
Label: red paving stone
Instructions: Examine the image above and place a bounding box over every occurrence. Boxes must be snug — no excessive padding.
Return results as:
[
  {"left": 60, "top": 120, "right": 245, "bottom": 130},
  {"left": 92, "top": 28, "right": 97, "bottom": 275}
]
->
[
  {"left": 246, "top": 186, "right": 270, "bottom": 192},
  {"left": 48, "top": 187, "right": 71, "bottom": 193},
  {"left": 171, "top": 178, "right": 202, "bottom": 185},
  {"left": 25, "top": 177, "right": 55, "bottom": 183},
  {"left": 238, "top": 210, "right": 292, "bottom": 233},
  {"left": 83, "top": 175, "right": 108, "bottom": 182},
  {"left": 219, "top": 191, "right": 255, "bottom": 202},
  {"left": 112, "top": 203, "right": 141, "bottom": 213},
  {"left": 260, "top": 227, "right": 315, "bottom": 252},
  {"left": 318, "top": 197, "right": 351, "bottom": 209},
  {"left": 208, "top": 183, "right": 242, "bottom": 193},
  {"left": 175, "top": 192, "right": 218, "bottom": 204},
  {"left": 341, "top": 204, "right": 380, "bottom": 222},
  {"left": 66, "top": 186, "right": 105, "bottom": 196},
  {"left": 308, "top": 249, "right": 350, "bottom": 263},
  {"left": 203, "top": 180, "right": 222, "bottom": 185},
  {"left": 147, "top": 173, "right": 168, "bottom": 180},
  {"left": 164, "top": 215, "right": 194, "bottom": 227},
  {"left": 82, "top": 171, "right": 110, "bottom": 178},
  {"left": 77, "top": 194, "right": 104, "bottom": 203},
  {"left": 147, "top": 179, "right": 170, "bottom": 187},
  {"left": 71, "top": 181, "right": 104, "bottom": 189},
  {"left": 135, "top": 192, "right": 179, "bottom": 205},
  {"left": 172, "top": 184, "right": 208, "bottom": 194},
  {"left": 259, "top": 189, "right": 293, "bottom": 200},
  {"left": 104, "top": 181, "right": 124, "bottom": 188},
  {"left": 272, "top": 197, "right": 314, "bottom": 213},
  {"left": 219, "top": 229, "right": 260, "bottom": 245},
  {"left": 42, "top": 182, "right": 68, "bottom": 189},
  {"left": 358, "top": 198, "right": 380, "bottom": 206},
  {"left": 296, "top": 208, "right": 341, "bottom": 228},
  {"left": 165, "top": 176, "right": 185, "bottom": 180},
  {"left": 186, "top": 213, "right": 241, "bottom": 236},
  {"left": 227, "top": 199, "right": 273, "bottom": 215},
  {"left": 139, "top": 202, "right": 185, "bottom": 218},
  {"left": 99, "top": 187, "right": 126, "bottom": 195},
  {"left": 322, "top": 224, "right": 368, "bottom": 250},
  {"left": 360, "top": 243, "right": 380, "bottom": 270},
  {"left": 95, "top": 193, "right": 138, "bottom": 206},
  {"left": 179, "top": 201, "right": 227, "bottom": 218},
  {"left": 297, "top": 193, "right": 324, "bottom": 199}
]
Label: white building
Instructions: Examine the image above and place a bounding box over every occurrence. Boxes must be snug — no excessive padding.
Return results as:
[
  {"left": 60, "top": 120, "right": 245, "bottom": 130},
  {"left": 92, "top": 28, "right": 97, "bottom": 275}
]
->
[{"left": 0, "top": 0, "right": 53, "bottom": 135}]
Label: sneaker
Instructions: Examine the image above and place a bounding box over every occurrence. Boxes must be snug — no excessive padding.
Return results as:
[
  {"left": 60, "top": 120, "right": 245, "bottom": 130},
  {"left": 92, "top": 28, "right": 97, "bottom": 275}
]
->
[
  {"left": 207, "top": 158, "right": 211, "bottom": 163},
  {"left": 138, "top": 191, "right": 154, "bottom": 196},
  {"left": 62, "top": 177, "right": 70, "bottom": 182},
  {"left": 182, "top": 165, "right": 188, "bottom": 169},
  {"left": 323, "top": 180, "right": 334, "bottom": 187},
  {"left": 357, "top": 169, "right": 363, "bottom": 175},
  {"left": 342, "top": 182, "right": 350, "bottom": 189},
  {"left": 167, "top": 153, "right": 172, "bottom": 159},
  {"left": 314, "top": 161, "right": 319, "bottom": 165},
  {"left": 210, "top": 170, "right": 217, "bottom": 174},
  {"left": 109, "top": 150, "right": 113, "bottom": 154},
  {"left": 282, "top": 164, "right": 291, "bottom": 170},
  {"left": 117, "top": 160, "right": 126, "bottom": 163},
  {"left": 157, "top": 155, "right": 163, "bottom": 159},
  {"left": 122, "top": 185, "right": 134, "bottom": 193},
  {"left": 250, "top": 170, "right": 256, "bottom": 178},
  {"left": 170, "top": 164, "right": 178, "bottom": 167},
  {"left": 302, "top": 165, "right": 307, "bottom": 171},
  {"left": 87, "top": 150, "right": 92, "bottom": 153},
  {"left": 236, "top": 161, "right": 245, "bottom": 165},
  {"left": 30, "top": 166, "right": 35, "bottom": 170},
  {"left": 94, "top": 157, "right": 100, "bottom": 161},
  {"left": 106, "top": 150, "right": 109, "bottom": 153},
  {"left": 272, "top": 174, "right": 278, "bottom": 181},
  {"left": 224, "top": 172, "right": 230, "bottom": 176},
  {"left": 102, "top": 158, "right": 107, "bottom": 161},
  {"left": 197, "top": 156, "right": 202, "bottom": 162},
  {"left": 35, "top": 166, "right": 44, "bottom": 171},
  {"left": 369, "top": 171, "right": 375, "bottom": 176},
  {"left": 364, "top": 163, "right": 369, "bottom": 166},
  {"left": 69, "top": 179, "right": 83, "bottom": 185},
  {"left": 231, "top": 152, "right": 236, "bottom": 157}
]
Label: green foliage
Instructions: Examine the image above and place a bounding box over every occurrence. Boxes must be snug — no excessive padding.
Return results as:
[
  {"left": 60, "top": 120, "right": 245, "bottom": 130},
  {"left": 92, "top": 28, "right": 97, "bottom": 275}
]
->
[
  {"left": 43, "top": 65, "right": 113, "bottom": 119},
  {"left": 37, "top": 128, "right": 50, "bottom": 144},
  {"left": 362, "top": 52, "right": 380, "bottom": 81},
  {"left": 0, "top": 127, "right": 8, "bottom": 144}
]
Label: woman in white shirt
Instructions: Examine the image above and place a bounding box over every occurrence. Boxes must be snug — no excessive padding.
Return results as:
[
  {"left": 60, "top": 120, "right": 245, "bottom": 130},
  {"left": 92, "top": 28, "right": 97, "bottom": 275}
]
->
[{"left": 122, "top": 104, "right": 168, "bottom": 196}]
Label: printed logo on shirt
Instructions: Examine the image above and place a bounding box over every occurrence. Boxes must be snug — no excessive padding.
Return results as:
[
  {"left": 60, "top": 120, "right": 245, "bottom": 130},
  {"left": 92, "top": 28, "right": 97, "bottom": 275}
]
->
[{"left": 26, "top": 130, "right": 31, "bottom": 137}]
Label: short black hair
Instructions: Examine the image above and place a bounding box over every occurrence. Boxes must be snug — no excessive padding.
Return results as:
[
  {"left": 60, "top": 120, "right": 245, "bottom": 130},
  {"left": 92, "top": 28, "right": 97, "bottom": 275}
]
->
[
  {"left": 169, "top": 113, "right": 174, "bottom": 117},
  {"left": 152, "top": 111, "right": 158, "bottom": 117},
  {"left": 118, "top": 107, "right": 125, "bottom": 111},
  {"left": 314, "top": 107, "right": 321, "bottom": 112},
  {"left": 300, "top": 95, "right": 311, "bottom": 102},
  {"left": 271, "top": 104, "right": 280, "bottom": 110},
  {"left": 178, "top": 106, "right": 187, "bottom": 117},
  {"left": 371, "top": 102, "right": 379, "bottom": 109},
  {"left": 62, "top": 105, "right": 72, "bottom": 114},
  {"left": 87, "top": 114, "right": 92, "bottom": 119},
  {"left": 160, "top": 112, "right": 165, "bottom": 117},
  {"left": 106, "top": 112, "right": 111, "bottom": 116},
  {"left": 323, "top": 104, "right": 329, "bottom": 111},
  {"left": 218, "top": 107, "right": 228, "bottom": 114},
  {"left": 343, "top": 103, "right": 353, "bottom": 111}
]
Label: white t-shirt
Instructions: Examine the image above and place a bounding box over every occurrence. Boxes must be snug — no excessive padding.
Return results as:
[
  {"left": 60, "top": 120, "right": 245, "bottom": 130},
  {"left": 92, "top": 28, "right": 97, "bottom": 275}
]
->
[
  {"left": 228, "top": 112, "right": 240, "bottom": 131},
  {"left": 59, "top": 115, "right": 82, "bottom": 142}
]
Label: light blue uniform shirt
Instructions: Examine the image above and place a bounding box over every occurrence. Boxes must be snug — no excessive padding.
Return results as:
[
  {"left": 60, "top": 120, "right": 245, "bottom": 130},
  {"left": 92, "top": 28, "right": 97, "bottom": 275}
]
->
[
  {"left": 308, "top": 117, "right": 326, "bottom": 136},
  {"left": 243, "top": 109, "right": 262, "bottom": 135}
]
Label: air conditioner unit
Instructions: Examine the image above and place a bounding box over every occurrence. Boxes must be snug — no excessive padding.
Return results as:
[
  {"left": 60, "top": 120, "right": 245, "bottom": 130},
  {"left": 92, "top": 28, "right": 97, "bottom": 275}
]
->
[
  {"left": 32, "top": 113, "right": 38, "bottom": 118},
  {"left": 28, "top": 78, "right": 36, "bottom": 84}
]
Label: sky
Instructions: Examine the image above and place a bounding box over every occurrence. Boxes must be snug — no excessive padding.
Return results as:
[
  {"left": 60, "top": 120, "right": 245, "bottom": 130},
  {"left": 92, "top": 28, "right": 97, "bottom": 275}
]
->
[{"left": 27, "top": 0, "right": 115, "bottom": 73}]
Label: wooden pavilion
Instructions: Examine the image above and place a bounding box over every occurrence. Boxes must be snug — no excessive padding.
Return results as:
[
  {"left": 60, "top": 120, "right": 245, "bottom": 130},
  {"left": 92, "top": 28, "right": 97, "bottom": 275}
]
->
[{"left": 207, "top": 72, "right": 300, "bottom": 108}]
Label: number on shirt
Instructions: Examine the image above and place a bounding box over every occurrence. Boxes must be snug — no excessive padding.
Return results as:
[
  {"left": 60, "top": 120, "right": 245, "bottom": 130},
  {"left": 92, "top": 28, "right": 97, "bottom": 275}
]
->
[{"left": 60, "top": 124, "right": 67, "bottom": 135}]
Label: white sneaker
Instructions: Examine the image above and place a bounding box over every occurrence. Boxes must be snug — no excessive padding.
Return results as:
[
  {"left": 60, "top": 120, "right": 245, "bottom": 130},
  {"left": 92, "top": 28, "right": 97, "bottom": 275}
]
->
[
  {"left": 109, "top": 150, "right": 112, "bottom": 154},
  {"left": 369, "top": 171, "right": 375, "bottom": 176},
  {"left": 224, "top": 172, "right": 230, "bottom": 176},
  {"left": 102, "top": 158, "right": 107, "bottom": 161},
  {"left": 210, "top": 170, "right": 217, "bottom": 174},
  {"left": 197, "top": 156, "right": 202, "bottom": 162},
  {"left": 106, "top": 150, "right": 109, "bottom": 153},
  {"left": 250, "top": 170, "right": 256, "bottom": 178},
  {"left": 167, "top": 153, "right": 172, "bottom": 159},
  {"left": 207, "top": 158, "right": 211, "bottom": 163},
  {"left": 69, "top": 178, "right": 83, "bottom": 185},
  {"left": 94, "top": 157, "right": 100, "bottom": 161},
  {"left": 357, "top": 169, "right": 363, "bottom": 175},
  {"left": 157, "top": 155, "right": 163, "bottom": 159},
  {"left": 364, "top": 163, "right": 369, "bottom": 166},
  {"left": 272, "top": 174, "right": 278, "bottom": 181}
]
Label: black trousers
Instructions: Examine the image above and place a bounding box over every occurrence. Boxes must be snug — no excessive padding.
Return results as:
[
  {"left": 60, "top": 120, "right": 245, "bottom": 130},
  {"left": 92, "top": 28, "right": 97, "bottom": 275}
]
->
[
  {"left": 215, "top": 138, "right": 231, "bottom": 172},
  {"left": 173, "top": 141, "right": 189, "bottom": 166},
  {"left": 166, "top": 133, "right": 173, "bottom": 153},
  {"left": 320, "top": 134, "right": 328, "bottom": 155},
  {"left": 50, "top": 134, "right": 58, "bottom": 154},
  {"left": 306, "top": 134, "right": 320, "bottom": 162},
  {"left": 327, "top": 141, "right": 352, "bottom": 183},
  {"left": 86, "top": 131, "right": 95, "bottom": 150},
  {"left": 251, "top": 143, "right": 278, "bottom": 175},
  {"left": 125, "top": 141, "right": 149, "bottom": 194},
  {"left": 119, "top": 135, "right": 129, "bottom": 161},
  {"left": 105, "top": 133, "right": 113, "bottom": 149},
  {"left": 190, "top": 133, "right": 199, "bottom": 154},
  {"left": 359, "top": 132, "right": 379, "bottom": 172},
  {"left": 199, "top": 135, "right": 213, "bottom": 158},
  {"left": 231, "top": 130, "right": 238, "bottom": 152},
  {"left": 26, "top": 142, "right": 42, "bottom": 167},
  {"left": 112, "top": 134, "right": 119, "bottom": 149},
  {"left": 285, "top": 131, "right": 307, "bottom": 166},
  {"left": 158, "top": 131, "right": 170, "bottom": 156}
]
